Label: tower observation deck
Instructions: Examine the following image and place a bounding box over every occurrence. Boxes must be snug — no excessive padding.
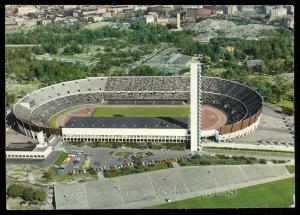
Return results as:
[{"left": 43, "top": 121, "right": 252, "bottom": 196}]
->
[{"left": 190, "top": 61, "right": 202, "bottom": 151}]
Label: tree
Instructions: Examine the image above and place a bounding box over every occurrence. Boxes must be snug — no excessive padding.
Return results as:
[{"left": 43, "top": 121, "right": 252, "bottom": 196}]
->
[
  {"left": 42, "top": 170, "right": 53, "bottom": 180},
  {"left": 32, "top": 46, "right": 45, "bottom": 55},
  {"left": 22, "top": 187, "right": 35, "bottom": 201},
  {"left": 7, "top": 184, "right": 25, "bottom": 198},
  {"left": 5, "top": 92, "right": 16, "bottom": 107}
]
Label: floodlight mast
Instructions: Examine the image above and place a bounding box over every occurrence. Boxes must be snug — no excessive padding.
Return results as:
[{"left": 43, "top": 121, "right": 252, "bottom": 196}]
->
[{"left": 190, "top": 60, "right": 202, "bottom": 151}]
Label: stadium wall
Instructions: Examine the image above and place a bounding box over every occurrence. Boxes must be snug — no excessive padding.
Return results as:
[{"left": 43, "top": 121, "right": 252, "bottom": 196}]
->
[{"left": 216, "top": 114, "right": 261, "bottom": 141}]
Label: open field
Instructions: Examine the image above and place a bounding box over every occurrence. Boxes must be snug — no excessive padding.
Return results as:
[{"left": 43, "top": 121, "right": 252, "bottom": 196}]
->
[
  {"left": 151, "top": 177, "right": 295, "bottom": 208},
  {"left": 91, "top": 106, "right": 190, "bottom": 117}
]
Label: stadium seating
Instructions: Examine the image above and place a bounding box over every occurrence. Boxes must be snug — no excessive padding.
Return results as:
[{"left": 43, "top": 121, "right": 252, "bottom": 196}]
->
[{"left": 14, "top": 76, "right": 263, "bottom": 129}]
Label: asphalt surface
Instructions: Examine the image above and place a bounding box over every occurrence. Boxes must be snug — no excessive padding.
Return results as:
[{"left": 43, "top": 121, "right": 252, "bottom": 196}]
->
[{"left": 60, "top": 145, "right": 293, "bottom": 174}]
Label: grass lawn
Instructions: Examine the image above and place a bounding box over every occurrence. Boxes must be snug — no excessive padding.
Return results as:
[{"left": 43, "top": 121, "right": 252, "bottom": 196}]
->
[
  {"left": 103, "top": 163, "right": 172, "bottom": 178},
  {"left": 178, "top": 154, "right": 262, "bottom": 166},
  {"left": 113, "top": 151, "right": 145, "bottom": 157},
  {"left": 49, "top": 106, "right": 189, "bottom": 128},
  {"left": 285, "top": 165, "right": 295, "bottom": 173},
  {"left": 48, "top": 106, "right": 83, "bottom": 128},
  {"left": 91, "top": 106, "right": 189, "bottom": 117},
  {"left": 151, "top": 177, "right": 295, "bottom": 208},
  {"left": 203, "top": 147, "right": 294, "bottom": 157},
  {"left": 281, "top": 99, "right": 294, "bottom": 109},
  {"left": 54, "top": 152, "right": 68, "bottom": 166},
  {"left": 10, "top": 205, "right": 40, "bottom": 210}
]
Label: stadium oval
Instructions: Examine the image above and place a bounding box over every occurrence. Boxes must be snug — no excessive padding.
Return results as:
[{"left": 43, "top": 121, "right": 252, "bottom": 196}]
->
[{"left": 12, "top": 76, "right": 263, "bottom": 143}]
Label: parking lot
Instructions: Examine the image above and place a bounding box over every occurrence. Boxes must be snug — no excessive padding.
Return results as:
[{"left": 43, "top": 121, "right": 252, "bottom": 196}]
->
[{"left": 60, "top": 145, "right": 193, "bottom": 174}]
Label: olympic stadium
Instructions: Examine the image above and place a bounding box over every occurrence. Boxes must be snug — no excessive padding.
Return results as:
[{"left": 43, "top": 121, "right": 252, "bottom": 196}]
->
[{"left": 12, "top": 63, "right": 263, "bottom": 151}]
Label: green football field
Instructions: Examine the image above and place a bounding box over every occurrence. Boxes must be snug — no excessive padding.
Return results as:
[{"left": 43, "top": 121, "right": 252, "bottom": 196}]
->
[
  {"left": 48, "top": 106, "right": 190, "bottom": 128},
  {"left": 91, "top": 106, "right": 190, "bottom": 117},
  {"left": 150, "top": 177, "right": 295, "bottom": 208}
]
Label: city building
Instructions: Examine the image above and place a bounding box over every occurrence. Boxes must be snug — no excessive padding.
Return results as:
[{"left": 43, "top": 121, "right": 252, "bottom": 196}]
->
[
  {"left": 225, "top": 5, "right": 237, "bottom": 16},
  {"left": 186, "top": 8, "right": 212, "bottom": 18},
  {"left": 269, "top": 6, "right": 287, "bottom": 20},
  {"left": 177, "top": 12, "right": 181, "bottom": 30},
  {"left": 5, "top": 18, "right": 18, "bottom": 26},
  {"left": 143, "top": 15, "right": 155, "bottom": 24},
  {"left": 16, "top": 5, "right": 38, "bottom": 16},
  {"left": 283, "top": 15, "right": 294, "bottom": 29}
]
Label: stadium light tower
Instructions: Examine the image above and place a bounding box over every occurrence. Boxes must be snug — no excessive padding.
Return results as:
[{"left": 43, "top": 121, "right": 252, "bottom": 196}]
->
[{"left": 190, "top": 60, "right": 202, "bottom": 151}]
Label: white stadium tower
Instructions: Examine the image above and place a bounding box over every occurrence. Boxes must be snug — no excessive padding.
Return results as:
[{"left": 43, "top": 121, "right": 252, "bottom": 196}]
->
[{"left": 190, "top": 61, "right": 202, "bottom": 151}]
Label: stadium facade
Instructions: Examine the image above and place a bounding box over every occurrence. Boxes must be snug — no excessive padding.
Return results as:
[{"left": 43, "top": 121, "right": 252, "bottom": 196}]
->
[{"left": 12, "top": 63, "right": 263, "bottom": 151}]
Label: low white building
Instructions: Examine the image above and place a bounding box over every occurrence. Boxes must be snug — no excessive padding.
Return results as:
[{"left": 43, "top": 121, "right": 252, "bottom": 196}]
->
[
  {"left": 6, "top": 143, "right": 52, "bottom": 160},
  {"left": 6, "top": 131, "right": 52, "bottom": 160}
]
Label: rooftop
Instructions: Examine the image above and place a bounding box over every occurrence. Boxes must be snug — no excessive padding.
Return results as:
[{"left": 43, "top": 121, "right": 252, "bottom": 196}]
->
[
  {"left": 6, "top": 142, "right": 36, "bottom": 152},
  {"left": 64, "top": 117, "right": 188, "bottom": 129}
]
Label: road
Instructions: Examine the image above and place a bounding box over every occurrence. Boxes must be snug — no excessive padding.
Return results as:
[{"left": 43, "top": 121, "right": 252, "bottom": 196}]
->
[{"left": 61, "top": 145, "right": 293, "bottom": 172}]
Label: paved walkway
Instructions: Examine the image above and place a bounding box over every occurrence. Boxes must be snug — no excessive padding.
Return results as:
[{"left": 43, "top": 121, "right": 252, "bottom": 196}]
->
[
  {"left": 172, "top": 162, "right": 180, "bottom": 168},
  {"left": 54, "top": 164, "right": 293, "bottom": 209}
]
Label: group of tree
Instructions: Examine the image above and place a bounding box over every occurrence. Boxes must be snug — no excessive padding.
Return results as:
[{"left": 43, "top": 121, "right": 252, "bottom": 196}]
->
[
  {"left": 63, "top": 41, "right": 83, "bottom": 55},
  {"left": 5, "top": 92, "right": 16, "bottom": 107},
  {"left": 5, "top": 21, "right": 293, "bottom": 106},
  {"left": 129, "top": 65, "right": 171, "bottom": 76},
  {"left": 6, "top": 47, "right": 89, "bottom": 84},
  {"left": 7, "top": 184, "right": 47, "bottom": 202}
]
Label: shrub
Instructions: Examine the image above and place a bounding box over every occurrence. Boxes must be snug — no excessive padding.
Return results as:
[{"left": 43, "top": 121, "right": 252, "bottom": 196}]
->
[
  {"left": 166, "top": 162, "right": 172, "bottom": 168},
  {"left": 34, "top": 189, "right": 46, "bottom": 202},
  {"left": 7, "top": 184, "right": 25, "bottom": 198},
  {"left": 191, "top": 154, "right": 201, "bottom": 159},
  {"left": 259, "top": 159, "right": 266, "bottom": 164},
  {"left": 278, "top": 160, "right": 286, "bottom": 163},
  {"left": 22, "top": 187, "right": 35, "bottom": 201},
  {"left": 199, "top": 161, "right": 210, "bottom": 165}
]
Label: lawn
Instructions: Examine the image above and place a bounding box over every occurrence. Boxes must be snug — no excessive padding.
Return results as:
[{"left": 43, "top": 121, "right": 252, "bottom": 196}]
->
[
  {"left": 178, "top": 154, "right": 262, "bottom": 166},
  {"left": 54, "top": 152, "right": 68, "bottom": 166},
  {"left": 113, "top": 151, "right": 145, "bottom": 157},
  {"left": 103, "top": 163, "right": 172, "bottom": 178},
  {"left": 10, "top": 205, "right": 40, "bottom": 210},
  {"left": 281, "top": 99, "right": 294, "bottom": 109},
  {"left": 285, "top": 165, "right": 295, "bottom": 173},
  {"left": 151, "top": 177, "right": 295, "bottom": 208},
  {"left": 203, "top": 147, "right": 294, "bottom": 157},
  {"left": 48, "top": 106, "right": 189, "bottom": 128},
  {"left": 48, "top": 107, "right": 79, "bottom": 128},
  {"left": 91, "top": 106, "right": 190, "bottom": 117}
]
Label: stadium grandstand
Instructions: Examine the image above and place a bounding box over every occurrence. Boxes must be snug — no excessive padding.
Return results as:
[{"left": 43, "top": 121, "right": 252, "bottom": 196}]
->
[{"left": 12, "top": 68, "right": 263, "bottom": 149}]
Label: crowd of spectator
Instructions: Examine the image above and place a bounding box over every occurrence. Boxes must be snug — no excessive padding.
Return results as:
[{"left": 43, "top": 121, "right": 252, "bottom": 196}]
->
[{"left": 14, "top": 76, "right": 263, "bottom": 129}]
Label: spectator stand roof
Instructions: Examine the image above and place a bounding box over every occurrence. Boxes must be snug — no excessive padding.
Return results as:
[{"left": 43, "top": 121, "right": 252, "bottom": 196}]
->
[{"left": 64, "top": 117, "right": 188, "bottom": 129}]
